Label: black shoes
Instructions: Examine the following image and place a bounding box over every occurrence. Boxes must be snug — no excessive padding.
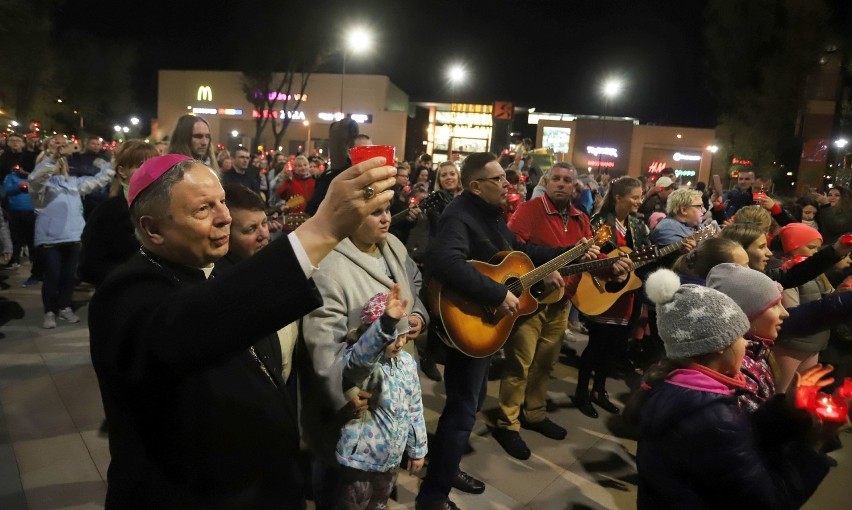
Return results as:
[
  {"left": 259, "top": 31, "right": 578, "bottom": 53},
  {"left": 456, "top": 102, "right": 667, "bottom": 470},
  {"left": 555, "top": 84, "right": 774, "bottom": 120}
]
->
[
  {"left": 521, "top": 417, "right": 567, "bottom": 440},
  {"left": 493, "top": 428, "right": 531, "bottom": 460},
  {"left": 420, "top": 357, "right": 443, "bottom": 382},
  {"left": 452, "top": 470, "right": 485, "bottom": 494},
  {"left": 572, "top": 391, "right": 599, "bottom": 419},
  {"left": 591, "top": 390, "right": 621, "bottom": 415}
]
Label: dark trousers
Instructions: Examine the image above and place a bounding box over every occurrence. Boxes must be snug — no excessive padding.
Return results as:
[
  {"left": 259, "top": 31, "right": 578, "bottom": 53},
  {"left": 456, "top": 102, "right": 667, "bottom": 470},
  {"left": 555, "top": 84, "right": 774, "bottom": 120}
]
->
[
  {"left": 576, "top": 322, "right": 629, "bottom": 394},
  {"left": 417, "top": 347, "right": 490, "bottom": 504},
  {"left": 312, "top": 457, "right": 343, "bottom": 510},
  {"left": 40, "top": 242, "right": 80, "bottom": 314},
  {"left": 7, "top": 210, "right": 37, "bottom": 272}
]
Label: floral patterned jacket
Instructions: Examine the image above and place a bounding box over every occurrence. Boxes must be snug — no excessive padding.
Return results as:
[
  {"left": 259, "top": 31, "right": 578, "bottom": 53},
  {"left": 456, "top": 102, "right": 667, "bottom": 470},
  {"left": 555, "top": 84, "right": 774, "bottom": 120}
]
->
[
  {"left": 335, "top": 321, "right": 428, "bottom": 472},
  {"left": 738, "top": 334, "right": 776, "bottom": 413}
]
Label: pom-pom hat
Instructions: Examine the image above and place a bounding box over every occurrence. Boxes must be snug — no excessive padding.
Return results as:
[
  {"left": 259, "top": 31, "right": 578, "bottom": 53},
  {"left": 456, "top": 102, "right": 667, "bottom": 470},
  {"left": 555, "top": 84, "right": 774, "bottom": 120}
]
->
[
  {"left": 645, "top": 269, "right": 750, "bottom": 359},
  {"left": 706, "top": 263, "right": 783, "bottom": 320},
  {"left": 360, "top": 292, "right": 410, "bottom": 335},
  {"left": 127, "top": 154, "right": 193, "bottom": 206}
]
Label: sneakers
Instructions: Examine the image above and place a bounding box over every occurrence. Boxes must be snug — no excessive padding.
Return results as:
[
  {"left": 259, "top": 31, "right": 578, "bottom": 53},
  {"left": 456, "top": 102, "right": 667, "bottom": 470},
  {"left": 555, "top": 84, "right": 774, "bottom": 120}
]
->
[
  {"left": 521, "top": 416, "right": 567, "bottom": 440},
  {"left": 492, "top": 428, "right": 531, "bottom": 460},
  {"left": 21, "top": 277, "right": 39, "bottom": 288},
  {"left": 57, "top": 307, "right": 80, "bottom": 323},
  {"left": 43, "top": 312, "right": 56, "bottom": 329}
]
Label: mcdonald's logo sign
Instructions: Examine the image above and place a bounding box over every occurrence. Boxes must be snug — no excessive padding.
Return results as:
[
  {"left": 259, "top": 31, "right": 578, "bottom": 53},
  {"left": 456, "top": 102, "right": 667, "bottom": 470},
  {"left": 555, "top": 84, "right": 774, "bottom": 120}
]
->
[{"left": 197, "top": 86, "right": 213, "bottom": 102}]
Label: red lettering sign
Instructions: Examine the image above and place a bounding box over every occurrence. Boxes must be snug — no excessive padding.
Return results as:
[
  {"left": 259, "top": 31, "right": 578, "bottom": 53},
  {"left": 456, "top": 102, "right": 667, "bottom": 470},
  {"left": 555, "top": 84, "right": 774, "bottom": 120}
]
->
[{"left": 648, "top": 161, "right": 668, "bottom": 174}]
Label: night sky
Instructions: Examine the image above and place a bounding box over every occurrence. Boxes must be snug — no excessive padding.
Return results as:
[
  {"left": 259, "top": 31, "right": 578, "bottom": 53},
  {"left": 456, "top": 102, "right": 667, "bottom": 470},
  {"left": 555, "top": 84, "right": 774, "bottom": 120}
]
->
[{"left": 54, "top": 0, "right": 715, "bottom": 128}]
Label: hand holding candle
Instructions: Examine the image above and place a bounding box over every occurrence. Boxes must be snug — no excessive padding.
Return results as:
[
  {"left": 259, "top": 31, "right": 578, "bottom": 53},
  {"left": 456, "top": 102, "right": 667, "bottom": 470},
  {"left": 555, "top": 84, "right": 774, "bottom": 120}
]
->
[{"left": 812, "top": 393, "right": 849, "bottom": 423}]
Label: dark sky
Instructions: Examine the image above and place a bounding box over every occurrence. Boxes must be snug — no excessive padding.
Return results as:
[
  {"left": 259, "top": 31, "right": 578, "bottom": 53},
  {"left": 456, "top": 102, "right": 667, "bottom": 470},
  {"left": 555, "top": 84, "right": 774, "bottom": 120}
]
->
[{"left": 54, "top": 0, "right": 715, "bottom": 127}]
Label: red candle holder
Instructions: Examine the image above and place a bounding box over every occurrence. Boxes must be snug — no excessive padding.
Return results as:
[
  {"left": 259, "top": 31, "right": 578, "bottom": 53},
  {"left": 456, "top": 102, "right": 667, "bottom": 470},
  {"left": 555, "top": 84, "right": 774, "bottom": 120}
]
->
[
  {"left": 795, "top": 385, "right": 818, "bottom": 410},
  {"left": 349, "top": 145, "right": 395, "bottom": 166},
  {"left": 752, "top": 192, "right": 767, "bottom": 201},
  {"left": 812, "top": 392, "right": 849, "bottom": 423},
  {"left": 837, "top": 377, "right": 852, "bottom": 400},
  {"left": 840, "top": 233, "right": 852, "bottom": 247}
]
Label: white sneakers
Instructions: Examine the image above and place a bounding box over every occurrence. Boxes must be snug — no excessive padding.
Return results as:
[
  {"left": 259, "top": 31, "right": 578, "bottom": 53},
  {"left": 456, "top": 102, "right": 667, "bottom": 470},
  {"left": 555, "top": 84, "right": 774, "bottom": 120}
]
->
[
  {"left": 58, "top": 308, "right": 80, "bottom": 323},
  {"left": 43, "top": 312, "right": 56, "bottom": 329},
  {"left": 42, "top": 308, "right": 80, "bottom": 329}
]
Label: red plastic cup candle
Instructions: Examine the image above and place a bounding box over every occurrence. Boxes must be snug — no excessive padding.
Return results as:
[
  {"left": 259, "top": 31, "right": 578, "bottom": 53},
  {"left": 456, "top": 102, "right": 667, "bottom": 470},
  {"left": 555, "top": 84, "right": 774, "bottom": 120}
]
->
[
  {"left": 349, "top": 145, "right": 395, "bottom": 166},
  {"left": 840, "top": 233, "right": 852, "bottom": 246},
  {"left": 812, "top": 393, "right": 849, "bottom": 423},
  {"left": 838, "top": 377, "right": 852, "bottom": 400},
  {"left": 752, "top": 192, "right": 767, "bottom": 201},
  {"left": 792, "top": 255, "right": 809, "bottom": 265},
  {"left": 795, "top": 385, "right": 818, "bottom": 410}
]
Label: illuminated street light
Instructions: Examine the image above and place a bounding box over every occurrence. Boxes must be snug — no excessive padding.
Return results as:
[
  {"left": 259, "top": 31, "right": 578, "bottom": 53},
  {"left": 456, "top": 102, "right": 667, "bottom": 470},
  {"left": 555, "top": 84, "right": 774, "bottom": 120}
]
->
[
  {"left": 130, "top": 117, "right": 140, "bottom": 126},
  {"left": 231, "top": 130, "right": 239, "bottom": 138},
  {"left": 114, "top": 125, "right": 122, "bottom": 132},
  {"left": 11, "top": 121, "right": 18, "bottom": 127},
  {"left": 707, "top": 145, "right": 719, "bottom": 153},
  {"left": 122, "top": 126, "right": 130, "bottom": 133},
  {"left": 601, "top": 78, "right": 623, "bottom": 100},
  {"left": 447, "top": 64, "right": 466, "bottom": 86},
  {"left": 836, "top": 139, "right": 849, "bottom": 149},
  {"left": 340, "top": 26, "right": 374, "bottom": 112}
]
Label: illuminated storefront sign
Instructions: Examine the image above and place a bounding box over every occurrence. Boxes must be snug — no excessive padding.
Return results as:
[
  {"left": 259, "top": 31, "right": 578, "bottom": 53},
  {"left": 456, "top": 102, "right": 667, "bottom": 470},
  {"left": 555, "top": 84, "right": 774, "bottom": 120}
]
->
[
  {"left": 252, "top": 109, "right": 305, "bottom": 120},
  {"left": 587, "top": 146, "right": 618, "bottom": 158},
  {"left": 317, "top": 112, "right": 373, "bottom": 124},
  {"left": 672, "top": 152, "right": 701, "bottom": 162},
  {"left": 253, "top": 92, "right": 309, "bottom": 102},
  {"left": 732, "top": 157, "right": 753, "bottom": 166},
  {"left": 197, "top": 86, "right": 213, "bottom": 102},
  {"left": 675, "top": 169, "right": 696, "bottom": 177},
  {"left": 587, "top": 160, "right": 615, "bottom": 168},
  {"left": 528, "top": 112, "right": 576, "bottom": 124},
  {"left": 192, "top": 107, "right": 244, "bottom": 116},
  {"left": 648, "top": 161, "right": 697, "bottom": 177}
]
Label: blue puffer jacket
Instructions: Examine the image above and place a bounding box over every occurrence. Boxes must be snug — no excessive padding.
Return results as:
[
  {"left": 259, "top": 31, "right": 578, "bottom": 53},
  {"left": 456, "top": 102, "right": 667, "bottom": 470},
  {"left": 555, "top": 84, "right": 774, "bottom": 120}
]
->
[
  {"left": 637, "top": 376, "right": 829, "bottom": 509},
  {"left": 3, "top": 172, "right": 33, "bottom": 212},
  {"left": 336, "top": 321, "right": 428, "bottom": 473},
  {"left": 28, "top": 157, "right": 113, "bottom": 247}
]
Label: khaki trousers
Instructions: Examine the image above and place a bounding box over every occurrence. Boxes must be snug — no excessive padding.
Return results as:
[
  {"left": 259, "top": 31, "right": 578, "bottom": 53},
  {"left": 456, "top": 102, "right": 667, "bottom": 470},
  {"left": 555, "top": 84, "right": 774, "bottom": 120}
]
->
[{"left": 497, "top": 303, "right": 568, "bottom": 430}]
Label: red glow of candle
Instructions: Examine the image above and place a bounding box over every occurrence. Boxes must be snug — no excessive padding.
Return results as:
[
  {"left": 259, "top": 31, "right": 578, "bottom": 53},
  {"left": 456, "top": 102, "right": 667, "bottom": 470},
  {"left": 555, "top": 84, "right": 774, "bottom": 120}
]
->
[
  {"left": 840, "top": 234, "right": 852, "bottom": 246},
  {"left": 837, "top": 377, "right": 852, "bottom": 400},
  {"left": 812, "top": 393, "right": 849, "bottom": 423},
  {"left": 795, "top": 385, "right": 818, "bottom": 410}
]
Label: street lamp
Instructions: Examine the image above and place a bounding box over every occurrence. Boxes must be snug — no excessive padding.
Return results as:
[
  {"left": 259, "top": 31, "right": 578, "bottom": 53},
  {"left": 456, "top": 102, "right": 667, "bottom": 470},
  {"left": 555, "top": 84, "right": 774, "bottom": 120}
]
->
[
  {"left": 231, "top": 130, "right": 239, "bottom": 138},
  {"left": 598, "top": 77, "right": 624, "bottom": 171},
  {"left": 130, "top": 117, "right": 140, "bottom": 126},
  {"left": 340, "top": 27, "right": 373, "bottom": 113},
  {"left": 303, "top": 120, "right": 312, "bottom": 155}
]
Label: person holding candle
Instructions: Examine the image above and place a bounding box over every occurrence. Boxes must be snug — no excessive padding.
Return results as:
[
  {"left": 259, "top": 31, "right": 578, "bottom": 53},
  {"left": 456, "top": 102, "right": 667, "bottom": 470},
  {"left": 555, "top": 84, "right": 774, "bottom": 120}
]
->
[{"left": 633, "top": 269, "right": 834, "bottom": 509}]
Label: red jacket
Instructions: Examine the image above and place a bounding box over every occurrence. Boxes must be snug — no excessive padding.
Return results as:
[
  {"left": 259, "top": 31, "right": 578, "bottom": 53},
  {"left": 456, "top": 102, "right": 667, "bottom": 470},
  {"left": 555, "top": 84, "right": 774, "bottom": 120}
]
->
[{"left": 508, "top": 194, "right": 592, "bottom": 300}]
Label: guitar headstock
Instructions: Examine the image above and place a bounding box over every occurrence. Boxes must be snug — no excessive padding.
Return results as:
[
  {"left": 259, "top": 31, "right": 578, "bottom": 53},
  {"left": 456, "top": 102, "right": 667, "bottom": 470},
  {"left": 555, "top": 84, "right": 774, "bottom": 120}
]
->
[
  {"left": 283, "top": 212, "right": 310, "bottom": 228},
  {"left": 592, "top": 225, "right": 612, "bottom": 246},
  {"left": 694, "top": 221, "right": 720, "bottom": 242},
  {"left": 417, "top": 191, "right": 451, "bottom": 212},
  {"left": 629, "top": 246, "right": 659, "bottom": 263}
]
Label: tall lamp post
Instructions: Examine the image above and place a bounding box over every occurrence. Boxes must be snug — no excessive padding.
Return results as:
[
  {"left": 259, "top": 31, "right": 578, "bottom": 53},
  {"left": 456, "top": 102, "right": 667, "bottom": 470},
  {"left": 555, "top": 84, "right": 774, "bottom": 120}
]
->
[
  {"left": 340, "top": 27, "right": 373, "bottom": 114},
  {"left": 446, "top": 63, "right": 467, "bottom": 158},
  {"left": 303, "top": 120, "right": 312, "bottom": 155},
  {"left": 707, "top": 144, "right": 719, "bottom": 183},
  {"left": 598, "top": 77, "right": 623, "bottom": 171}
]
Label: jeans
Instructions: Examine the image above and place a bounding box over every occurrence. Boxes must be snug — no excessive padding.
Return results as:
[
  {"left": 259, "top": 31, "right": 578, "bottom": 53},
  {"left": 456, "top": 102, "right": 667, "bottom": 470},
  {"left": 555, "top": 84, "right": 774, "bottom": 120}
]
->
[
  {"left": 416, "top": 347, "right": 490, "bottom": 504},
  {"left": 40, "top": 242, "right": 80, "bottom": 314}
]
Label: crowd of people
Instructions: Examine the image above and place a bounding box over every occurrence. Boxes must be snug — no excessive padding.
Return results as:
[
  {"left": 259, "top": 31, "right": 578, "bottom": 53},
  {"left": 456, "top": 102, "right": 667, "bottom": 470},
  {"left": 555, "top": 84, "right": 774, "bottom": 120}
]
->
[{"left": 0, "top": 113, "right": 851, "bottom": 509}]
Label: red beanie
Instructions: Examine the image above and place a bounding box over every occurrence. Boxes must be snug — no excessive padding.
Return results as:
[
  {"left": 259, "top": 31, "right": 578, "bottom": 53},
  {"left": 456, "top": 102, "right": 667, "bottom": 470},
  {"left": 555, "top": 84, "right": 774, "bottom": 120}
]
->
[{"left": 779, "top": 223, "right": 822, "bottom": 253}]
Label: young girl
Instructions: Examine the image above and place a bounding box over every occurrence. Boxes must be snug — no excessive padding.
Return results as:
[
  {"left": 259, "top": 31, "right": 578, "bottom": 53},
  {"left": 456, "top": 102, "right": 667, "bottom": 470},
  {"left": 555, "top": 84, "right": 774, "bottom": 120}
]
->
[
  {"left": 337, "top": 284, "right": 427, "bottom": 510},
  {"left": 773, "top": 223, "right": 834, "bottom": 390},
  {"left": 634, "top": 269, "right": 833, "bottom": 509}
]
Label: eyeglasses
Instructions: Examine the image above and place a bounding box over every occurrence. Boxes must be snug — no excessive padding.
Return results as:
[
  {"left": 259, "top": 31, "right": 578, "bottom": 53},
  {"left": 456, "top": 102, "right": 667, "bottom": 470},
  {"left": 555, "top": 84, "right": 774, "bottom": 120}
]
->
[
  {"left": 688, "top": 204, "right": 706, "bottom": 210},
  {"left": 475, "top": 174, "right": 508, "bottom": 184}
]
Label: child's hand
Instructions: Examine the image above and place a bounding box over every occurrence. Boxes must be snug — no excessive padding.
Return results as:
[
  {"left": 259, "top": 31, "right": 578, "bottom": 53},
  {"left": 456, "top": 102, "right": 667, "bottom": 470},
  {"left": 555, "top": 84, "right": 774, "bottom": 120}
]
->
[
  {"left": 407, "top": 457, "right": 425, "bottom": 475},
  {"left": 385, "top": 284, "right": 409, "bottom": 320}
]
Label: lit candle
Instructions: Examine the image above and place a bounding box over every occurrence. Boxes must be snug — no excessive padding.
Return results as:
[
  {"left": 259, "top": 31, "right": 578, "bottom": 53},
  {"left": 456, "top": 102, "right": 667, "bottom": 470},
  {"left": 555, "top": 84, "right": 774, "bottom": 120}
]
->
[
  {"left": 837, "top": 377, "right": 852, "bottom": 400},
  {"left": 812, "top": 393, "right": 849, "bottom": 423},
  {"left": 795, "top": 385, "right": 818, "bottom": 410}
]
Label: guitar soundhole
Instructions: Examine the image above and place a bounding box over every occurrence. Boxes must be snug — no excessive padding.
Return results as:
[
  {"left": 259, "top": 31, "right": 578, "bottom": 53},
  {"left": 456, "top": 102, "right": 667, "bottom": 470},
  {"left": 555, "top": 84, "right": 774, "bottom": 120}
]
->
[
  {"left": 604, "top": 280, "right": 627, "bottom": 293},
  {"left": 505, "top": 276, "right": 523, "bottom": 297}
]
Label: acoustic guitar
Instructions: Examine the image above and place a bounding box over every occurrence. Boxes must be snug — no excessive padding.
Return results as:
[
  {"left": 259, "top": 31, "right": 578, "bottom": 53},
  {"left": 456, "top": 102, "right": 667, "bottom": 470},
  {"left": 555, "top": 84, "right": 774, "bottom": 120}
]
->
[
  {"left": 428, "top": 227, "right": 611, "bottom": 358},
  {"left": 390, "top": 191, "right": 451, "bottom": 226},
  {"left": 535, "top": 225, "right": 613, "bottom": 305},
  {"left": 572, "top": 222, "right": 719, "bottom": 316}
]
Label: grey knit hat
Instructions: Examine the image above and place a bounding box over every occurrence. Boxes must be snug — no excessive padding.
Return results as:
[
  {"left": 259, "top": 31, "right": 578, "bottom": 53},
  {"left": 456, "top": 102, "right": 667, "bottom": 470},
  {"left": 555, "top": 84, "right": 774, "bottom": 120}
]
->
[
  {"left": 705, "top": 263, "right": 783, "bottom": 320},
  {"left": 646, "top": 269, "right": 750, "bottom": 359}
]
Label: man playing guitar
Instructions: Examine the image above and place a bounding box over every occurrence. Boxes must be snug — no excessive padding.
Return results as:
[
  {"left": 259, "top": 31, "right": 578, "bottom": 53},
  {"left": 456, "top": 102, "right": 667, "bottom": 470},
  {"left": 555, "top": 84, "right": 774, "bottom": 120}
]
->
[{"left": 415, "top": 153, "right": 603, "bottom": 510}]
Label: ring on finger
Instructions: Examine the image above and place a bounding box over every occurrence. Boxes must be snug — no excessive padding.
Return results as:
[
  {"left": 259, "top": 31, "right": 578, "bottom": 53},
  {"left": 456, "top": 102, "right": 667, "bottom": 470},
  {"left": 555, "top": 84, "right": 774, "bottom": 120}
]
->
[{"left": 363, "top": 185, "right": 375, "bottom": 200}]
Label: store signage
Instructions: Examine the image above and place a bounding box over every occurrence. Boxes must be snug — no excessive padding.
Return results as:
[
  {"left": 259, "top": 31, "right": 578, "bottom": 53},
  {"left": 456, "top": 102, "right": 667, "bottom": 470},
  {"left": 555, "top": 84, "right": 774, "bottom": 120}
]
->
[
  {"left": 197, "top": 86, "right": 213, "bottom": 102},
  {"left": 253, "top": 92, "right": 309, "bottom": 102},
  {"left": 587, "top": 146, "right": 618, "bottom": 158},
  {"left": 648, "top": 161, "right": 667, "bottom": 174},
  {"left": 493, "top": 101, "right": 513, "bottom": 120},
  {"left": 732, "top": 157, "right": 753, "bottom": 166},
  {"left": 192, "top": 107, "right": 244, "bottom": 116},
  {"left": 317, "top": 112, "right": 373, "bottom": 124},
  {"left": 528, "top": 112, "right": 576, "bottom": 125},
  {"left": 252, "top": 109, "right": 305, "bottom": 120},
  {"left": 675, "top": 169, "right": 696, "bottom": 177},
  {"left": 673, "top": 152, "right": 701, "bottom": 162},
  {"left": 587, "top": 160, "right": 615, "bottom": 168}
]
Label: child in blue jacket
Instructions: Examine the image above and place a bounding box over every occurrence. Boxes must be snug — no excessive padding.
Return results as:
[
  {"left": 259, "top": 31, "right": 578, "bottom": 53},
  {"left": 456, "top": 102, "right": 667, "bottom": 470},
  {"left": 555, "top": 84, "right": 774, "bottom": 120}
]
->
[{"left": 336, "top": 284, "right": 427, "bottom": 509}]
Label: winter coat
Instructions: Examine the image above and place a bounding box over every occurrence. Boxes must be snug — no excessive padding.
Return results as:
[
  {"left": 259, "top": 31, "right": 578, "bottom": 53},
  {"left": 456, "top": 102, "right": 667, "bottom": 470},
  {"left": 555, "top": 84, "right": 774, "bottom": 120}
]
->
[
  {"left": 300, "top": 234, "right": 427, "bottom": 463},
  {"left": 637, "top": 369, "right": 830, "bottom": 509},
  {"left": 28, "top": 157, "right": 113, "bottom": 246},
  {"left": 336, "top": 320, "right": 428, "bottom": 473},
  {"left": 2, "top": 172, "right": 33, "bottom": 212}
]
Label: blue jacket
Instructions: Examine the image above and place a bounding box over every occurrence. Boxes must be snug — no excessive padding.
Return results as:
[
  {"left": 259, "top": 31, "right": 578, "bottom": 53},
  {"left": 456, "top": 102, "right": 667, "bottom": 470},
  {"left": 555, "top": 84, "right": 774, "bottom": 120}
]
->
[
  {"left": 28, "top": 157, "right": 113, "bottom": 246},
  {"left": 637, "top": 377, "right": 829, "bottom": 509},
  {"left": 336, "top": 320, "right": 428, "bottom": 472},
  {"left": 3, "top": 172, "right": 33, "bottom": 212}
]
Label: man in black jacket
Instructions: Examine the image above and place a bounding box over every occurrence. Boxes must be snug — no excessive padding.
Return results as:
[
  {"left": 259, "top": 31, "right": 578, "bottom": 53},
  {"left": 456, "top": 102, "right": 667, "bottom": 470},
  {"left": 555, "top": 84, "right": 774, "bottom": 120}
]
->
[
  {"left": 89, "top": 153, "right": 396, "bottom": 509},
  {"left": 415, "top": 153, "right": 601, "bottom": 510}
]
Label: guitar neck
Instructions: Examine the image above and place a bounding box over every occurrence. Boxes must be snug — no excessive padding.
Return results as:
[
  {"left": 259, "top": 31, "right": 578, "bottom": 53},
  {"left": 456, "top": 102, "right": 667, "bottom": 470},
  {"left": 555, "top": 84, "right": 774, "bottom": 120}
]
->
[
  {"left": 558, "top": 256, "right": 620, "bottom": 276},
  {"left": 519, "top": 239, "right": 594, "bottom": 290},
  {"left": 631, "top": 226, "right": 709, "bottom": 270}
]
